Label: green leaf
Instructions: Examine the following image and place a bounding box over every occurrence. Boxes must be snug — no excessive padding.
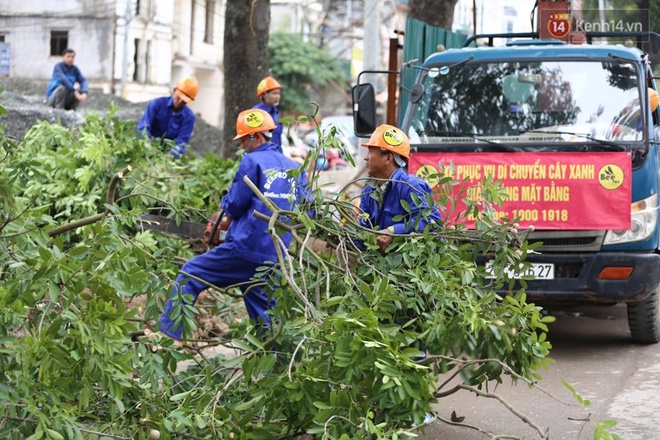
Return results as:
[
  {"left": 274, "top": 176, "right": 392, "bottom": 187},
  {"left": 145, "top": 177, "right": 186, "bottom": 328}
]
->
[
  {"left": 234, "top": 399, "right": 257, "bottom": 412},
  {"left": 194, "top": 414, "right": 207, "bottom": 429},
  {"left": 26, "top": 429, "right": 44, "bottom": 440},
  {"left": 45, "top": 429, "right": 64, "bottom": 440},
  {"left": 313, "top": 401, "right": 330, "bottom": 409},
  {"left": 170, "top": 390, "right": 193, "bottom": 402},
  {"left": 170, "top": 411, "right": 192, "bottom": 427},
  {"left": 324, "top": 296, "right": 345, "bottom": 307}
]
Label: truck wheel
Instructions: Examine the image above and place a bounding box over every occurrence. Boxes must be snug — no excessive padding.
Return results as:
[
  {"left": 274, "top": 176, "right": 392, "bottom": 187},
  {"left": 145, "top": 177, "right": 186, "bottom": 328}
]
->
[{"left": 627, "top": 287, "right": 660, "bottom": 344}]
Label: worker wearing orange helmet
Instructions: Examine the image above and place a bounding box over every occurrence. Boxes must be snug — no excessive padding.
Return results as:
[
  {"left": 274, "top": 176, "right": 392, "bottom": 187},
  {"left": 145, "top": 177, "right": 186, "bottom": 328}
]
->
[
  {"left": 359, "top": 124, "right": 442, "bottom": 252},
  {"left": 649, "top": 88, "right": 659, "bottom": 112},
  {"left": 253, "top": 76, "right": 284, "bottom": 152},
  {"left": 138, "top": 76, "right": 199, "bottom": 158},
  {"left": 157, "top": 109, "right": 311, "bottom": 340}
]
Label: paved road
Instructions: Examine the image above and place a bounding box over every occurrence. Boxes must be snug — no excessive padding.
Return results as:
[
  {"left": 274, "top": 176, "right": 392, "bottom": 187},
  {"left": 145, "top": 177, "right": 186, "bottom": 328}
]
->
[{"left": 419, "top": 303, "right": 660, "bottom": 439}]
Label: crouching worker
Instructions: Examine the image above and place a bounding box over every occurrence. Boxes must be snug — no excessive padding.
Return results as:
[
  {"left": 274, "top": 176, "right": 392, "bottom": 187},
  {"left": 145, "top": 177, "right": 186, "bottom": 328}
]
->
[
  {"left": 157, "top": 109, "right": 311, "bottom": 340},
  {"left": 137, "top": 76, "right": 198, "bottom": 158},
  {"left": 45, "top": 48, "right": 88, "bottom": 111},
  {"left": 359, "top": 124, "right": 442, "bottom": 252}
]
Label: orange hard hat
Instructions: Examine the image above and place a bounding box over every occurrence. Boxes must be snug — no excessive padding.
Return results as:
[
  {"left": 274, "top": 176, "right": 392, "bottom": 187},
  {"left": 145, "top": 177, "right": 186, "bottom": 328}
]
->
[
  {"left": 649, "top": 88, "right": 659, "bottom": 112},
  {"left": 175, "top": 77, "right": 199, "bottom": 103},
  {"left": 233, "top": 109, "right": 277, "bottom": 140},
  {"left": 361, "top": 124, "right": 410, "bottom": 159},
  {"left": 256, "top": 76, "right": 283, "bottom": 97}
]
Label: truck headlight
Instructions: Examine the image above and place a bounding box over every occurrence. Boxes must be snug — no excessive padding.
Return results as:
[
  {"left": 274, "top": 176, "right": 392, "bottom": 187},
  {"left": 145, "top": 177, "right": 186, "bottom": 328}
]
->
[{"left": 604, "top": 194, "right": 658, "bottom": 245}]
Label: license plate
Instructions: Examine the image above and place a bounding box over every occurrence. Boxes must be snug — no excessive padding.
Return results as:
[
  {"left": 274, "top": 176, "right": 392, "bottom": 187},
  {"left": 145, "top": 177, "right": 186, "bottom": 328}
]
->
[{"left": 485, "top": 262, "right": 555, "bottom": 280}]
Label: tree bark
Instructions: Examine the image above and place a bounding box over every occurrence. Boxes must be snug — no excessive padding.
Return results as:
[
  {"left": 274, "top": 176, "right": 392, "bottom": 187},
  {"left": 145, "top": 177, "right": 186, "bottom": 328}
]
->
[
  {"left": 222, "top": 0, "right": 271, "bottom": 157},
  {"left": 629, "top": 0, "right": 659, "bottom": 66},
  {"left": 409, "top": 0, "right": 459, "bottom": 30}
]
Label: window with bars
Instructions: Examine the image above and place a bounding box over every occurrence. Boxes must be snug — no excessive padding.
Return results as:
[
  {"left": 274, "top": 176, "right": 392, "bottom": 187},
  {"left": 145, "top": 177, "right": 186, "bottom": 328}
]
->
[
  {"left": 136, "top": 0, "right": 154, "bottom": 18},
  {"left": 50, "top": 31, "right": 68, "bottom": 56}
]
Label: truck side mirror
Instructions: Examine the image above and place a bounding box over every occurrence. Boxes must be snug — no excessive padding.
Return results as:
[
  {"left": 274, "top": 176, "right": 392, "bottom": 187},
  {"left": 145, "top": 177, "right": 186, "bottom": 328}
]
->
[
  {"left": 352, "top": 83, "right": 377, "bottom": 137},
  {"left": 410, "top": 84, "right": 425, "bottom": 104}
]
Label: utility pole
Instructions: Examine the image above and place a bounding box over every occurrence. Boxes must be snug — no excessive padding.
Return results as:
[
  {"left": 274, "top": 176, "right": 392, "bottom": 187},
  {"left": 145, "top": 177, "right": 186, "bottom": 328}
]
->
[
  {"left": 120, "top": 0, "right": 133, "bottom": 98},
  {"left": 363, "top": 0, "right": 380, "bottom": 87}
]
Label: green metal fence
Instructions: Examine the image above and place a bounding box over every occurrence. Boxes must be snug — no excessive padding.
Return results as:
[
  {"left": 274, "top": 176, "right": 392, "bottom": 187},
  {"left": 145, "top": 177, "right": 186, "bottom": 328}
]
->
[{"left": 399, "top": 19, "right": 467, "bottom": 125}]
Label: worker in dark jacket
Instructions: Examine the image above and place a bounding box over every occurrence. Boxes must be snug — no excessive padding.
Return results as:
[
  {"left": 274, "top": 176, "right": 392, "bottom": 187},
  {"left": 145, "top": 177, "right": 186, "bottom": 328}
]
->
[
  {"left": 253, "top": 76, "right": 284, "bottom": 152},
  {"left": 157, "top": 108, "right": 310, "bottom": 340},
  {"left": 45, "top": 48, "right": 88, "bottom": 111},
  {"left": 359, "top": 124, "right": 442, "bottom": 252},
  {"left": 138, "top": 76, "right": 198, "bottom": 158}
]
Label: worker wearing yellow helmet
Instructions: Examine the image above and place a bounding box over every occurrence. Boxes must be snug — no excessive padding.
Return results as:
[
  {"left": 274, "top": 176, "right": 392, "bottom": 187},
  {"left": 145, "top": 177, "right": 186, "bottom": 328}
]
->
[
  {"left": 157, "top": 108, "right": 311, "bottom": 340},
  {"left": 138, "top": 76, "right": 199, "bottom": 158},
  {"left": 254, "top": 76, "right": 284, "bottom": 152},
  {"left": 358, "top": 124, "right": 442, "bottom": 252}
]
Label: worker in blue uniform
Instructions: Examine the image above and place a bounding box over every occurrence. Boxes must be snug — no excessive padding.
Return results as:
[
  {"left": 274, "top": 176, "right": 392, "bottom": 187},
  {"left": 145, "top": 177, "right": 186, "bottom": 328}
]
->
[
  {"left": 45, "top": 48, "right": 88, "bottom": 111},
  {"left": 157, "top": 108, "right": 310, "bottom": 340},
  {"left": 358, "top": 124, "right": 442, "bottom": 252},
  {"left": 359, "top": 124, "right": 442, "bottom": 428},
  {"left": 253, "top": 76, "right": 284, "bottom": 152},
  {"left": 138, "top": 76, "right": 198, "bottom": 158}
]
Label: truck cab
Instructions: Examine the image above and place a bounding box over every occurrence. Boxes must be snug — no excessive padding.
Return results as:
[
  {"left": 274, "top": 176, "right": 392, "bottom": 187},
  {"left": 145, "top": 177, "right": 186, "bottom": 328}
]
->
[{"left": 353, "top": 33, "right": 660, "bottom": 343}]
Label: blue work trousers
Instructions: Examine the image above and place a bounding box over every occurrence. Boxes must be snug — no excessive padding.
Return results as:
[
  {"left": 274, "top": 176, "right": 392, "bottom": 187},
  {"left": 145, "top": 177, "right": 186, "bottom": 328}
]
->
[{"left": 157, "top": 246, "right": 275, "bottom": 340}]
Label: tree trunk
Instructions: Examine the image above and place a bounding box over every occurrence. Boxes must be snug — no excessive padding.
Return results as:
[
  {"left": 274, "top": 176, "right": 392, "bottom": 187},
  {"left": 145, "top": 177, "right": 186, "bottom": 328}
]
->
[
  {"left": 632, "top": 0, "right": 659, "bottom": 66},
  {"left": 409, "top": 0, "right": 459, "bottom": 29},
  {"left": 222, "top": 0, "right": 271, "bottom": 157}
]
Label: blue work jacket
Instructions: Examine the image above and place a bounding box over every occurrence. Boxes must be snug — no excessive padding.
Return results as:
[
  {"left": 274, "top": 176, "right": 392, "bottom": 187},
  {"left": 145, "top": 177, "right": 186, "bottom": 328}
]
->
[
  {"left": 45, "top": 62, "right": 88, "bottom": 98},
  {"left": 253, "top": 102, "right": 283, "bottom": 152},
  {"left": 359, "top": 167, "right": 442, "bottom": 234},
  {"left": 137, "top": 96, "right": 196, "bottom": 156},
  {"left": 220, "top": 141, "right": 309, "bottom": 264}
]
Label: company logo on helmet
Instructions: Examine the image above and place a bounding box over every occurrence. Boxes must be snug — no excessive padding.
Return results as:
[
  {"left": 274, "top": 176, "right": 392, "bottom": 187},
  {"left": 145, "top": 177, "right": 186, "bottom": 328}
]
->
[
  {"left": 383, "top": 129, "right": 403, "bottom": 146},
  {"left": 246, "top": 111, "right": 265, "bottom": 128}
]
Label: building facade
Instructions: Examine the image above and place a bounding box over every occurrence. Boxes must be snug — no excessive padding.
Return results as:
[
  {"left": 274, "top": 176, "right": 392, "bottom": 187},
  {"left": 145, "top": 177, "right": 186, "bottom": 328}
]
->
[
  {"left": 454, "top": 0, "right": 537, "bottom": 39},
  {"left": 0, "top": 0, "right": 224, "bottom": 127}
]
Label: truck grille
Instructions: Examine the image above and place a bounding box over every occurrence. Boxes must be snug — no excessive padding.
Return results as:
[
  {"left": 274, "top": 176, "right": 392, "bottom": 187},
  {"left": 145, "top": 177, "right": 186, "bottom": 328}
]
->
[{"left": 526, "top": 230, "right": 604, "bottom": 252}]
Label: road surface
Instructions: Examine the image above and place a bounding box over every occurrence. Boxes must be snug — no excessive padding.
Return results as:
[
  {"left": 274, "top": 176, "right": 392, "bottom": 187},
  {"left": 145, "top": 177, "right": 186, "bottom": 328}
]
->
[{"left": 420, "top": 303, "right": 660, "bottom": 439}]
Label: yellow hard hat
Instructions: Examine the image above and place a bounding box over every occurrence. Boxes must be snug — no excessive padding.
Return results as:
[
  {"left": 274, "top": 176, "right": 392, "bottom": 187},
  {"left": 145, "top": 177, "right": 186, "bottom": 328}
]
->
[
  {"left": 233, "top": 109, "right": 277, "bottom": 140},
  {"left": 361, "top": 124, "right": 410, "bottom": 159},
  {"left": 649, "top": 88, "right": 659, "bottom": 112},
  {"left": 257, "top": 76, "right": 283, "bottom": 97},
  {"left": 175, "top": 77, "right": 199, "bottom": 103}
]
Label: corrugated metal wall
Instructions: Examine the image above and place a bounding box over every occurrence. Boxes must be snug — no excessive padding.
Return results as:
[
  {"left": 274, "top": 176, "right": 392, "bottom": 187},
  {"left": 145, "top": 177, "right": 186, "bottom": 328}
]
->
[{"left": 399, "top": 18, "right": 467, "bottom": 124}]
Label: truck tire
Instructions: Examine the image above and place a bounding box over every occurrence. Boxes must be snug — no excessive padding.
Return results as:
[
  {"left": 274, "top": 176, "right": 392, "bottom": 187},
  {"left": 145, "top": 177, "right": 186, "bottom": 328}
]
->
[{"left": 627, "top": 287, "right": 660, "bottom": 343}]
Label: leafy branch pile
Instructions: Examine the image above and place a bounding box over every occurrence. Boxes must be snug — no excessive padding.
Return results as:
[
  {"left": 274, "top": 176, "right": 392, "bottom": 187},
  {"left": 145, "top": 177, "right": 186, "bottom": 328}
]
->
[{"left": 1, "top": 106, "right": 558, "bottom": 439}]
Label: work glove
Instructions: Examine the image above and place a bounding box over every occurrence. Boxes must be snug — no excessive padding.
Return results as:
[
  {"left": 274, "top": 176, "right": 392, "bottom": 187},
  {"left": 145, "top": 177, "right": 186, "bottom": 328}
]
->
[{"left": 168, "top": 144, "right": 185, "bottom": 159}]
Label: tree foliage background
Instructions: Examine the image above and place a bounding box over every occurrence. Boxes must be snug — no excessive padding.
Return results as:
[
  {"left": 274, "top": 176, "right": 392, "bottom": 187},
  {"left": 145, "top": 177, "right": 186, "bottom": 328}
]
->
[
  {"left": 410, "top": 0, "right": 460, "bottom": 29},
  {"left": 580, "top": 0, "right": 660, "bottom": 65},
  {"left": 3, "top": 0, "right": 645, "bottom": 437},
  {"left": 268, "top": 32, "right": 348, "bottom": 115},
  {"left": 222, "top": 1, "right": 347, "bottom": 157},
  {"left": 0, "top": 102, "right": 564, "bottom": 439}
]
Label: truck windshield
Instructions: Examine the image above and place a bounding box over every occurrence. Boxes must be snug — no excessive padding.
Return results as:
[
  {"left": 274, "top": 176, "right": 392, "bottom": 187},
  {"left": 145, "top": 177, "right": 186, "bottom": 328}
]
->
[{"left": 408, "top": 60, "right": 644, "bottom": 145}]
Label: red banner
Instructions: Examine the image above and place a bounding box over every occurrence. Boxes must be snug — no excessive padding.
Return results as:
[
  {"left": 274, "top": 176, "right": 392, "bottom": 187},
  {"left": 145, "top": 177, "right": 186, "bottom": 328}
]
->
[{"left": 409, "top": 152, "right": 631, "bottom": 230}]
